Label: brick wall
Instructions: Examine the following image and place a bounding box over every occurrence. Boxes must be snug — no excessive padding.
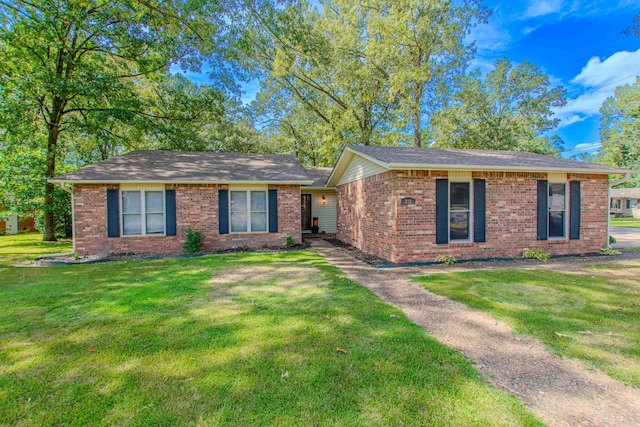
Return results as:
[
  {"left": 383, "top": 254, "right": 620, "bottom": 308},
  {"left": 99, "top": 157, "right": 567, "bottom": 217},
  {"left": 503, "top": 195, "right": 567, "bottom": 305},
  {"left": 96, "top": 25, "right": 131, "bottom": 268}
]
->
[
  {"left": 337, "top": 171, "right": 609, "bottom": 264},
  {"left": 74, "top": 184, "right": 301, "bottom": 256}
]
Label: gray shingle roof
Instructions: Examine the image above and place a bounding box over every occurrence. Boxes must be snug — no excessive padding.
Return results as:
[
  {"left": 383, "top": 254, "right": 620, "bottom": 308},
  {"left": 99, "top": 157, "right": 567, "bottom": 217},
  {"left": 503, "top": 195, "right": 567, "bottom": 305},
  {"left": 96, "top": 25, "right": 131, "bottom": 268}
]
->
[
  {"left": 303, "top": 167, "right": 333, "bottom": 187},
  {"left": 610, "top": 188, "right": 640, "bottom": 198},
  {"left": 349, "top": 145, "right": 630, "bottom": 174},
  {"left": 50, "top": 150, "right": 314, "bottom": 184}
]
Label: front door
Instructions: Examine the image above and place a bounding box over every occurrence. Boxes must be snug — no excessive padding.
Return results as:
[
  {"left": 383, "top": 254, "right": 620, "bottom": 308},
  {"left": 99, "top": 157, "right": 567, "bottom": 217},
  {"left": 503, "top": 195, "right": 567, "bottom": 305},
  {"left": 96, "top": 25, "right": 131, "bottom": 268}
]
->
[{"left": 301, "top": 194, "right": 312, "bottom": 231}]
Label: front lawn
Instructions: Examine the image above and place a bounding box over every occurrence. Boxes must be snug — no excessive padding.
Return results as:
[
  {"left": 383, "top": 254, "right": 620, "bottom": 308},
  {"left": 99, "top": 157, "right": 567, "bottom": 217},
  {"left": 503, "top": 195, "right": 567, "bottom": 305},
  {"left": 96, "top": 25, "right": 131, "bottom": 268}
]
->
[
  {"left": 611, "top": 217, "right": 640, "bottom": 228},
  {"left": 0, "top": 233, "right": 72, "bottom": 265},
  {"left": 413, "top": 262, "right": 640, "bottom": 388},
  {"left": 0, "top": 251, "right": 540, "bottom": 426}
]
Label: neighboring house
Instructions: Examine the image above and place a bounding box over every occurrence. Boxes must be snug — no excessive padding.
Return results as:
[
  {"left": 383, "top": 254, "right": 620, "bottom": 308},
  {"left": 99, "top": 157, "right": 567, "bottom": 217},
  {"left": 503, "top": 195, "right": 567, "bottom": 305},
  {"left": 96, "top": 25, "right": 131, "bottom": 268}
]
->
[
  {"left": 51, "top": 146, "right": 631, "bottom": 262},
  {"left": 326, "top": 145, "right": 630, "bottom": 264},
  {"left": 50, "top": 151, "right": 313, "bottom": 255},
  {"left": 0, "top": 206, "right": 36, "bottom": 235},
  {"left": 302, "top": 167, "right": 336, "bottom": 234},
  {"left": 610, "top": 188, "right": 640, "bottom": 219}
]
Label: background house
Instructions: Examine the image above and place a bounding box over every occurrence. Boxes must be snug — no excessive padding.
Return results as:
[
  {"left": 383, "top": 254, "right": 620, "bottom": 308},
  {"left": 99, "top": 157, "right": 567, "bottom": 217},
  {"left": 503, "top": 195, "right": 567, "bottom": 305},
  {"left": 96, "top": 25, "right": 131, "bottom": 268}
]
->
[{"left": 610, "top": 188, "right": 640, "bottom": 218}]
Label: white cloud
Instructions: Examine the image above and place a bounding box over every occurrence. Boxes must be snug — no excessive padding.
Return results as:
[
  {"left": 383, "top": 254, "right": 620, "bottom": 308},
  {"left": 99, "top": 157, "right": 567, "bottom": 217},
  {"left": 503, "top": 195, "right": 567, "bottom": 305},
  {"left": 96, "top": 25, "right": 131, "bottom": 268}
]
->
[
  {"left": 572, "top": 49, "right": 640, "bottom": 88},
  {"left": 562, "top": 141, "right": 602, "bottom": 155},
  {"left": 468, "top": 21, "right": 512, "bottom": 55},
  {"left": 554, "top": 49, "right": 640, "bottom": 128},
  {"left": 523, "top": 26, "right": 539, "bottom": 35},
  {"left": 523, "top": 0, "right": 563, "bottom": 18}
]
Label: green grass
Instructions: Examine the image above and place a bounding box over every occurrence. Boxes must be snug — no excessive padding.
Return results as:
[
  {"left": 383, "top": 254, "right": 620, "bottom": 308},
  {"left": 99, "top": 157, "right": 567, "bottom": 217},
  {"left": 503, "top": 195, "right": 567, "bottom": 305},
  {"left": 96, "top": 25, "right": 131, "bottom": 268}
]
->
[
  {"left": 0, "top": 233, "right": 72, "bottom": 266},
  {"left": 413, "top": 263, "right": 640, "bottom": 388},
  {"left": 610, "top": 217, "right": 640, "bottom": 228},
  {"left": 0, "top": 251, "right": 540, "bottom": 426}
]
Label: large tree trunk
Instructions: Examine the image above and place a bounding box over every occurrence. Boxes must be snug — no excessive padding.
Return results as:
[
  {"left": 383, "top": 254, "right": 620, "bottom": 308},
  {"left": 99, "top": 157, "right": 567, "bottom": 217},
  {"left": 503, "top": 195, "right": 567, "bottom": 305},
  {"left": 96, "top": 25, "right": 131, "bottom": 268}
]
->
[
  {"left": 413, "top": 110, "right": 422, "bottom": 148},
  {"left": 43, "top": 123, "right": 59, "bottom": 242}
]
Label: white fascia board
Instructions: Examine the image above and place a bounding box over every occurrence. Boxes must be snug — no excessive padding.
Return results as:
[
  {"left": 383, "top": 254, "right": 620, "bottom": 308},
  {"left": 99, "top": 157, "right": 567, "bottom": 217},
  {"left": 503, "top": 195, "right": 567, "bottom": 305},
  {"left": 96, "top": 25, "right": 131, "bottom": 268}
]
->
[{"left": 386, "top": 163, "right": 632, "bottom": 175}]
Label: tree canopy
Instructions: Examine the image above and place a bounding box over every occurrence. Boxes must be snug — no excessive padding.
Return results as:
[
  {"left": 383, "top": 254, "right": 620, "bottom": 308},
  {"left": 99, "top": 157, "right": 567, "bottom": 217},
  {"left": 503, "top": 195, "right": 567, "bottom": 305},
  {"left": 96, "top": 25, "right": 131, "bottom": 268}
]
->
[{"left": 599, "top": 77, "right": 640, "bottom": 186}]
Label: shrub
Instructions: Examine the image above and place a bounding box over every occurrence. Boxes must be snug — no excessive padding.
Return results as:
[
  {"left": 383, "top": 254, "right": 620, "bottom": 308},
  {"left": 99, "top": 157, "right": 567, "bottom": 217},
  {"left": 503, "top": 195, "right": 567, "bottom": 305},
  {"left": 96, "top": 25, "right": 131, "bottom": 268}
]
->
[
  {"left": 522, "top": 248, "right": 550, "bottom": 262},
  {"left": 285, "top": 235, "right": 295, "bottom": 247},
  {"left": 435, "top": 254, "right": 456, "bottom": 265},
  {"left": 609, "top": 235, "right": 617, "bottom": 244},
  {"left": 600, "top": 247, "right": 621, "bottom": 256},
  {"left": 183, "top": 228, "right": 203, "bottom": 253}
]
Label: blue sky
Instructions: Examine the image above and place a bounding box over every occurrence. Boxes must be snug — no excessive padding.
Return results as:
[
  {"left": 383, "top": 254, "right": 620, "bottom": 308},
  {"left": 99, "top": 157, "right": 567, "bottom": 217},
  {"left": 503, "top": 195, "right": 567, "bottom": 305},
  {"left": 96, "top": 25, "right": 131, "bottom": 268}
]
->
[{"left": 468, "top": 0, "right": 640, "bottom": 156}]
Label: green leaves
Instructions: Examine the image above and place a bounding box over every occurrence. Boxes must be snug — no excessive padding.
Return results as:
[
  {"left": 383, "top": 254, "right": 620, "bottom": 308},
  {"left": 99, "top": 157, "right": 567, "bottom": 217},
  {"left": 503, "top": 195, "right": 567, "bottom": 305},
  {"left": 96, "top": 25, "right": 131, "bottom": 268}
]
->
[{"left": 429, "top": 58, "right": 566, "bottom": 155}]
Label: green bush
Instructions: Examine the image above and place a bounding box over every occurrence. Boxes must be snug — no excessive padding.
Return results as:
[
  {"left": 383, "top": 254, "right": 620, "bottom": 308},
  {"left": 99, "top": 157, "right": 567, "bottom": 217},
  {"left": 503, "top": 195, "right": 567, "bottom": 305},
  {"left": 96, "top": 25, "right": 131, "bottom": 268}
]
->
[
  {"left": 435, "top": 254, "right": 456, "bottom": 265},
  {"left": 183, "top": 228, "right": 203, "bottom": 253},
  {"left": 285, "top": 235, "right": 295, "bottom": 247},
  {"left": 522, "top": 248, "right": 550, "bottom": 262},
  {"left": 600, "top": 247, "right": 621, "bottom": 256},
  {"left": 609, "top": 235, "right": 617, "bottom": 244}
]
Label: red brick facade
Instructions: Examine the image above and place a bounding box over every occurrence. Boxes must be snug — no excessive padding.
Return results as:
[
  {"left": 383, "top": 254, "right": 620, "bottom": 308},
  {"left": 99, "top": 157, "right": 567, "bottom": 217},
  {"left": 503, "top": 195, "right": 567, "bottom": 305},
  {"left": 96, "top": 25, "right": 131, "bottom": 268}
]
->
[
  {"left": 74, "top": 184, "right": 301, "bottom": 256},
  {"left": 0, "top": 216, "right": 36, "bottom": 234},
  {"left": 337, "top": 170, "right": 609, "bottom": 264}
]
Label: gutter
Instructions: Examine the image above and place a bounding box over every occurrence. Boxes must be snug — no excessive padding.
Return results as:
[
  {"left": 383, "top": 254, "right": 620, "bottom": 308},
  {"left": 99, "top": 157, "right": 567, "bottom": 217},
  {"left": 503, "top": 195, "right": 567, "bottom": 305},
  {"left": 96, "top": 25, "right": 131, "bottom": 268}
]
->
[
  {"left": 59, "top": 183, "right": 76, "bottom": 253},
  {"left": 608, "top": 172, "right": 632, "bottom": 248}
]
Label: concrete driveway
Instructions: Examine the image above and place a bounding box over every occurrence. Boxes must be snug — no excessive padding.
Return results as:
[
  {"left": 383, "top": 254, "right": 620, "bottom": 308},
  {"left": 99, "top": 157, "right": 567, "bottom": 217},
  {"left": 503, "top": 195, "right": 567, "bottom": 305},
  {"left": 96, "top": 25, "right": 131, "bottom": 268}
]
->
[{"left": 611, "top": 228, "right": 640, "bottom": 248}]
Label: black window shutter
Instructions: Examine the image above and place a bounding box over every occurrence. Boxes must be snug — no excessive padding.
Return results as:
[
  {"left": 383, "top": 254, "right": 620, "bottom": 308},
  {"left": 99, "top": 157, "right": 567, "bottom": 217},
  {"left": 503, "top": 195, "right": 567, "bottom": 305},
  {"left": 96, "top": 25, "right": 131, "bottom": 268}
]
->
[
  {"left": 268, "top": 189, "right": 278, "bottom": 233},
  {"left": 219, "top": 189, "right": 229, "bottom": 235},
  {"left": 473, "top": 179, "right": 486, "bottom": 243},
  {"left": 435, "top": 179, "right": 449, "bottom": 244},
  {"left": 537, "top": 180, "right": 548, "bottom": 240},
  {"left": 106, "top": 189, "right": 120, "bottom": 238},
  {"left": 165, "top": 189, "right": 177, "bottom": 236},
  {"left": 569, "top": 181, "right": 581, "bottom": 240}
]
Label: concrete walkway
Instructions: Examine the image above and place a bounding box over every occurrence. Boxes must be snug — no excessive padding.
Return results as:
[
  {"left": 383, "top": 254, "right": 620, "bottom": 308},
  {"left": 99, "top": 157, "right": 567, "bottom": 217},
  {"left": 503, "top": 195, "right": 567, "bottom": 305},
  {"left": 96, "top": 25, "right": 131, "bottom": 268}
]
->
[{"left": 311, "top": 241, "right": 640, "bottom": 427}]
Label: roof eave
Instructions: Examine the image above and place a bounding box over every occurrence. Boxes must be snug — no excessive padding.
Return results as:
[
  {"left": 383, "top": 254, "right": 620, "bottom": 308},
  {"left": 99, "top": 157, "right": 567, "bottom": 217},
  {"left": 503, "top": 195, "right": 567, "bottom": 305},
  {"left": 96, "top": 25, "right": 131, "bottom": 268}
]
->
[
  {"left": 49, "top": 179, "right": 315, "bottom": 185},
  {"left": 386, "top": 162, "right": 632, "bottom": 175},
  {"left": 326, "top": 146, "right": 390, "bottom": 187}
]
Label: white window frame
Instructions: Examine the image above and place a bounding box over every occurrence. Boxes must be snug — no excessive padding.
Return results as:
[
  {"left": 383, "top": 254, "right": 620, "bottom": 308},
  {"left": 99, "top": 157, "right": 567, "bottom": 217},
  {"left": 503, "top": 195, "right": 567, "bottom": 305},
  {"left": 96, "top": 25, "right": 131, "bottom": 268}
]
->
[
  {"left": 448, "top": 180, "right": 473, "bottom": 243},
  {"left": 547, "top": 181, "right": 567, "bottom": 240},
  {"left": 120, "top": 190, "right": 166, "bottom": 237},
  {"left": 229, "top": 190, "right": 269, "bottom": 234}
]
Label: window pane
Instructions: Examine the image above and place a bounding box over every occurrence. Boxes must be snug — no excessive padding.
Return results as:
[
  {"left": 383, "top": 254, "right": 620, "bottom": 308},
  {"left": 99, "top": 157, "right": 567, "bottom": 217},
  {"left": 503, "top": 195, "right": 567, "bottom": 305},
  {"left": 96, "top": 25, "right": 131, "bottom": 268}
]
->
[
  {"left": 549, "top": 183, "right": 565, "bottom": 211},
  {"left": 231, "top": 212, "right": 247, "bottom": 232},
  {"left": 146, "top": 213, "right": 164, "bottom": 234},
  {"left": 549, "top": 211, "right": 565, "bottom": 237},
  {"left": 122, "top": 191, "right": 141, "bottom": 213},
  {"left": 251, "top": 212, "right": 267, "bottom": 232},
  {"left": 230, "top": 191, "right": 247, "bottom": 212},
  {"left": 146, "top": 191, "right": 164, "bottom": 213},
  {"left": 123, "top": 214, "right": 141, "bottom": 235},
  {"left": 450, "top": 183, "right": 470, "bottom": 211},
  {"left": 450, "top": 212, "right": 469, "bottom": 241},
  {"left": 251, "top": 191, "right": 267, "bottom": 212}
]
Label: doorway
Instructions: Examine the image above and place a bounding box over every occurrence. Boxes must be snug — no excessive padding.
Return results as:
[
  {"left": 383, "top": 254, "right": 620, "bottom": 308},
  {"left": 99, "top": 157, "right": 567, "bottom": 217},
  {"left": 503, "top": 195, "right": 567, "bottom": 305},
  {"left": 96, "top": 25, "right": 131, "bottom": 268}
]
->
[{"left": 301, "top": 194, "right": 312, "bottom": 231}]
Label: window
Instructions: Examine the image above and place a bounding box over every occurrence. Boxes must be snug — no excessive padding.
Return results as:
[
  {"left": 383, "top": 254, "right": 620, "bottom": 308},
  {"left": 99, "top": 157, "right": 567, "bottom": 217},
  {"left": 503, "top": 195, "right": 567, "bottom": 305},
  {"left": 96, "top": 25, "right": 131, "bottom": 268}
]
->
[
  {"left": 627, "top": 199, "right": 631, "bottom": 209},
  {"left": 449, "top": 182, "right": 471, "bottom": 241},
  {"left": 548, "top": 183, "right": 566, "bottom": 238},
  {"left": 230, "top": 190, "right": 267, "bottom": 233},
  {"left": 121, "top": 191, "right": 165, "bottom": 236}
]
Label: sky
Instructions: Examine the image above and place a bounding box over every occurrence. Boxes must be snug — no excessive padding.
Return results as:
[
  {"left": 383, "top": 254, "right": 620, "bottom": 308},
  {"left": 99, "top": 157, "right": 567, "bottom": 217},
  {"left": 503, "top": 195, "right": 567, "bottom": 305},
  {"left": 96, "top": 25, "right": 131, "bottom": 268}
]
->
[{"left": 471, "top": 0, "right": 640, "bottom": 157}]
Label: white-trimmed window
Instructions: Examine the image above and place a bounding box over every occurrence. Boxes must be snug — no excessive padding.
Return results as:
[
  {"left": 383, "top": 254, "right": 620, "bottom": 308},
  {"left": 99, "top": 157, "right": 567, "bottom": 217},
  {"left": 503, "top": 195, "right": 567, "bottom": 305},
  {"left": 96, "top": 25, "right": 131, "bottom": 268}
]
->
[
  {"left": 230, "top": 190, "right": 268, "bottom": 233},
  {"left": 548, "top": 182, "right": 566, "bottom": 238},
  {"left": 121, "top": 190, "right": 165, "bottom": 236},
  {"left": 449, "top": 181, "right": 472, "bottom": 242}
]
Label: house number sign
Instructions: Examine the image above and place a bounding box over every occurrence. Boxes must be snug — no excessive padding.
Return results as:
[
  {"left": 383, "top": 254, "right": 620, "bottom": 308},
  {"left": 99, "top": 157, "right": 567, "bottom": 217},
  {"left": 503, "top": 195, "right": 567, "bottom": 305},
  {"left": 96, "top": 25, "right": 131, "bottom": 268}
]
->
[{"left": 400, "top": 197, "right": 416, "bottom": 205}]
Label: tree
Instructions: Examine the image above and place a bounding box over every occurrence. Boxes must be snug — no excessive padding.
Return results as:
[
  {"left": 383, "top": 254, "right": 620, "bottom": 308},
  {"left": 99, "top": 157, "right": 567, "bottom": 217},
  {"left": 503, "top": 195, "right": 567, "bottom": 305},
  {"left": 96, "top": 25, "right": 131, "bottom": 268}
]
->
[
  {"left": 600, "top": 77, "right": 640, "bottom": 186},
  {"left": 0, "top": 0, "right": 229, "bottom": 240},
  {"left": 429, "top": 58, "right": 566, "bottom": 154}
]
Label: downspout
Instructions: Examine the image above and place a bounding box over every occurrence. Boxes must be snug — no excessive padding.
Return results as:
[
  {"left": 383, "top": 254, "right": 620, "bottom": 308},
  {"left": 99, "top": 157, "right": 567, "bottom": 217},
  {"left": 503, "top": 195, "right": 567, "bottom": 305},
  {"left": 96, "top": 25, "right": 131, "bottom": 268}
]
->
[
  {"left": 608, "top": 173, "right": 631, "bottom": 247},
  {"left": 60, "top": 183, "right": 76, "bottom": 253}
]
